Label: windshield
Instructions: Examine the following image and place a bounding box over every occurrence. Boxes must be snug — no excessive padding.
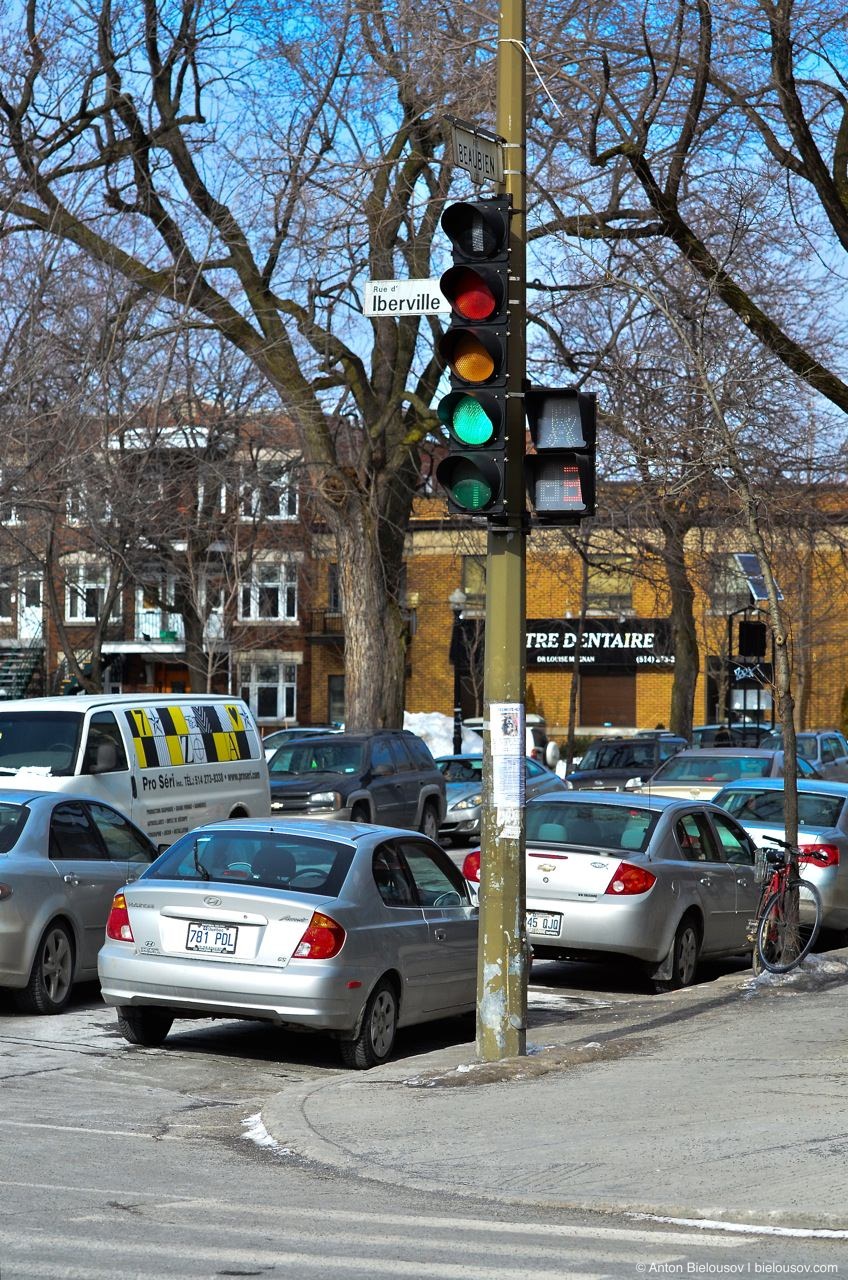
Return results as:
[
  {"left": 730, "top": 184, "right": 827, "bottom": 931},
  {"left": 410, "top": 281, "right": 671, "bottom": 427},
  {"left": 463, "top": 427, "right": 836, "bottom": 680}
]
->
[
  {"left": 0, "top": 802, "right": 29, "bottom": 852},
  {"left": 145, "top": 829, "right": 355, "bottom": 895},
  {"left": 0, "top": 712, "right": 84, "bottom": 776},
  {"left": 268, "top": 740, "right": 364, "bottom": 775},
  {"left": 577, "top": 742, "right": 656, "bottom": 771},
  {"left": 719, "top": 789, "right": 843, "bottom": 829},
  {"left": 439, "top": 759, "right": 483, "bottom": 783},
  {"left": 652, "top": 754, "right": 771, "bottom": 782},
  {"left": 766, "top": 732, "right": 817, "bottom": 761},
  {"left": 526, "top": 802, "right": 659, "bottom": 853}
]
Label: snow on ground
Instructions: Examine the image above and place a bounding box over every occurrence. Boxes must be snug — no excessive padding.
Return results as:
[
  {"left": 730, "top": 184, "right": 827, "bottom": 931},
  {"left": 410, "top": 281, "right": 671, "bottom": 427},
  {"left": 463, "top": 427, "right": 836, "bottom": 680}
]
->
[{"left": 403, "top": 710, "right": 483, "bottom": 759}]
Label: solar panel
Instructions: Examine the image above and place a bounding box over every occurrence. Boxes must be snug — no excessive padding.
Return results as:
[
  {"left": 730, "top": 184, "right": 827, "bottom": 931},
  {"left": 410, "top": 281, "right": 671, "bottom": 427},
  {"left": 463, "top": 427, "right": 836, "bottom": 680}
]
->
[{"left": 733, "top": 553, "right": 783, "bottom": 602}]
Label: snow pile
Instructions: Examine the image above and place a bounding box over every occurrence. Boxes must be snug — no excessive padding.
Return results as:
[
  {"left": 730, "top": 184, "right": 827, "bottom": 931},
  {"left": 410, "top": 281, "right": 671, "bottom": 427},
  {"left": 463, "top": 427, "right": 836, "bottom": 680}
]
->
[{"left": 403, "top": 710, "right": 483, "bottom": 759}]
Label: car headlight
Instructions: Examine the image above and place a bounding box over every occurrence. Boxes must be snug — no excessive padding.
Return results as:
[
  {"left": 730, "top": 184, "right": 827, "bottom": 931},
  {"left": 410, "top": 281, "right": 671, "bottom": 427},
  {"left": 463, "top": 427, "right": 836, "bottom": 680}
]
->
[
  {"left": 307, "top": 791, "right": 341, "bottom": 809},
  {"left": 624, "top": 776, "right": 644, "bottom": 790},
  {"left": 453, "top": 793, "right": 482, "bottom": 812}
]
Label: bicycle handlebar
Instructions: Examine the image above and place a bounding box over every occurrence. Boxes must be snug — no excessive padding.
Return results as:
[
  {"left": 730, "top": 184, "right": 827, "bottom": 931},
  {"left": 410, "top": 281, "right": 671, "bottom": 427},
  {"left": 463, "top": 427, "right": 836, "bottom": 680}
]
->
[{"left": 760, "top": 834, "right": 830, "bottom": 863}]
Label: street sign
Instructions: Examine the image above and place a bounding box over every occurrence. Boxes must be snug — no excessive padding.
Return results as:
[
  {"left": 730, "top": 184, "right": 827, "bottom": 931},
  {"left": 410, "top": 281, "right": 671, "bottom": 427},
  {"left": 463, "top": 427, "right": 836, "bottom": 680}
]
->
[
  {"left": 446, "top": 117, "right": 505, "bottom": 186},
  {"left": 363, "top": 278, "right": 449, "bottom": 316}
]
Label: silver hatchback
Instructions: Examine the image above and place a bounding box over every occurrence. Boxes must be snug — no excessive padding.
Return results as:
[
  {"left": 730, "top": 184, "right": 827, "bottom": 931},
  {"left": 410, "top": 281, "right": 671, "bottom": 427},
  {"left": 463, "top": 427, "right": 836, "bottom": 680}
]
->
[
  {"left": 0, "top": 790, "right": 159, "bottom": 1013},
  {"left": 98, "top": 819, "right": 478, "bottom": 1068}
]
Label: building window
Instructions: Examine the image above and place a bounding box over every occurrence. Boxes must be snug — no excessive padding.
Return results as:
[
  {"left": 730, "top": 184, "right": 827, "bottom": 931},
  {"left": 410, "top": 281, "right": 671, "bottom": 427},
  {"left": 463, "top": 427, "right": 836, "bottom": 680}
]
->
[
  {"left": 67, "top": 486, "right": 112, "bottom": 526},
  {"left": 0, "top": 578, "right": 11, "bottom": 621},
  {"left": 239, "top": 562, "right": 298, "bottom": 621},
  {"left": 709, "top": 555, "right": 751, "bottom": 614},
  {"left": 328, "top": 674, "right": 345, "bottom": 724},
  {"left": 240, "top": 464, "right": 298, "bottom": 522},
  {"left": 328, "top": 564, "right": 341, "bottom": 613},
  {"left": 66, "top": 566, "right": 122, "bottom": 623},
  {"left": 587, "top": 555, "right": 632, "bottom": 614},
  {"left": 197, "top": 476, "right": 226, "bottom": 518},
  {"left": 239, "top": 661, "right": 297, "bottom": 721}
]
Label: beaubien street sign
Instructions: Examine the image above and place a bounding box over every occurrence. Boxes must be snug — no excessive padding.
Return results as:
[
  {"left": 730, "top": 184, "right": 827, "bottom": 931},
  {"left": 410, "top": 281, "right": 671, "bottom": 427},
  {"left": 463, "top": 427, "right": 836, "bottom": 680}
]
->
[
  {"left": 446, "top": 116, "right": 505, "bottom": 186},
  {"left": 363, "top": 279, "right": 449, "bottom": 316}
]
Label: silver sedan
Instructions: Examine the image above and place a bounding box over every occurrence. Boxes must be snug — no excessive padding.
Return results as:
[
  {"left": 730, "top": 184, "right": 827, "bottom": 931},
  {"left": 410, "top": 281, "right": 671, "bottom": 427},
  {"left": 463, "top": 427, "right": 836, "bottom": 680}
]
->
[
  {"left": 464, "top": 792, "right": 760, "bottom": 989},
  {"left": 0, "top": 790, "right": 159, "bottom": 1013},
  {"left": 98, "top": 819, "right": 478, "bottom": 1068}
]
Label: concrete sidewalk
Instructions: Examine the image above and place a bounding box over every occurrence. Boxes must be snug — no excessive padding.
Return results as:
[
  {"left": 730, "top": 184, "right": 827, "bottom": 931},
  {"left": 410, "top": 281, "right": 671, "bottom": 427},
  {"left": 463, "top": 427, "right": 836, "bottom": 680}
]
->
[{"left": 263, "top": 953, "right": 848, "bottom": 1229}]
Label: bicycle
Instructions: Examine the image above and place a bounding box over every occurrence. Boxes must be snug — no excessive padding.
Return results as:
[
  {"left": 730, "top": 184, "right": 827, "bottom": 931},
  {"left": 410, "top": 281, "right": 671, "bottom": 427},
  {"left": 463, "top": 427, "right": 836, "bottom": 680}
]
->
[{"left": 751, "top": 835, "right": 826, "bottom": 974}]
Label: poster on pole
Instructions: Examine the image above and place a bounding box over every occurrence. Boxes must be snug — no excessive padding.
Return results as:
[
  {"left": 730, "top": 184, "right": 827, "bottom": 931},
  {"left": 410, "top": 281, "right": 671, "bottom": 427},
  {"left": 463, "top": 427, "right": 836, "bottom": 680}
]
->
[{"left": 489, "top": 702, "right": 525, "bottom": 838}]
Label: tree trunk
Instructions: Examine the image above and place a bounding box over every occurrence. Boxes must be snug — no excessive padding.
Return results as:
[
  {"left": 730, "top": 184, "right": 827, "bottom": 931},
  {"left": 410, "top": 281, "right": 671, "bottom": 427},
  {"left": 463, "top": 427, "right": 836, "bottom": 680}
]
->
[
  {"left": 332, "top": 512, "right": 407, "bottom": 730},
  {"left": 661, "top": 522, "right": 698, "bottom": 740}
]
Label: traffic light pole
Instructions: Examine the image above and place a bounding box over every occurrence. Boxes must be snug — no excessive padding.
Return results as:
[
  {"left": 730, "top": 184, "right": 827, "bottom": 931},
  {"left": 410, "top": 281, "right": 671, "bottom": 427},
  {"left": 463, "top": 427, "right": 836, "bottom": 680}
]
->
[{"left": 476, "top": 0, "right": 527, "bottom": 1062}]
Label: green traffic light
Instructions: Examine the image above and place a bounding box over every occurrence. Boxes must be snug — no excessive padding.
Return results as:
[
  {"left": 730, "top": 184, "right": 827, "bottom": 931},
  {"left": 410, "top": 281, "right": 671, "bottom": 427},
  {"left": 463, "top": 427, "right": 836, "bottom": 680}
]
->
[
  {"left": 452, "top": 465, "right": 494, "bottom": 511},
  {"left": 452, "top": 396, "right": 495, "bottom": 446}
]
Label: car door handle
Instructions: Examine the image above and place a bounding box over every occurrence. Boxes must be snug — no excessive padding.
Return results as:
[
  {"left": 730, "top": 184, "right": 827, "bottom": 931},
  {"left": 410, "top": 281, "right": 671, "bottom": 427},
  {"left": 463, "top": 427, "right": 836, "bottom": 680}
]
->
[
  {"left": 434, "top": 927, "right": 447, "bottom": 941},
  {"left": 63, "top": 874, "right": 80, "bottom": 886},
  {"left": 698, "top": 877, "right": 712, "bottom": 886},
  {"left": 737, "top": 876, "right": 749, "bottom": 886}
]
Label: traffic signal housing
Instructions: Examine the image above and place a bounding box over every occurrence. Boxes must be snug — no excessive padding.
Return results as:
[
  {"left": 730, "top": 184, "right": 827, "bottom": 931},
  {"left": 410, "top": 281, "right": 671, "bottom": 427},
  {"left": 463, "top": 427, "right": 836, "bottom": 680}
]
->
[
  {"left": 435, "top": 196, "right": 512, "bottom": 519},
  {"left": 524, "top": 388, "right": 596, "bottom": 525}
]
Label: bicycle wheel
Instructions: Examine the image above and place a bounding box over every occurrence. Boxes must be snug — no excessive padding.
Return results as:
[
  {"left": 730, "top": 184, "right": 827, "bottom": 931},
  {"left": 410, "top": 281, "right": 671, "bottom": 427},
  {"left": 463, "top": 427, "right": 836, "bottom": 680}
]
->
[{"left": 756, "top": 879, "right": 823, "bottom": 973}]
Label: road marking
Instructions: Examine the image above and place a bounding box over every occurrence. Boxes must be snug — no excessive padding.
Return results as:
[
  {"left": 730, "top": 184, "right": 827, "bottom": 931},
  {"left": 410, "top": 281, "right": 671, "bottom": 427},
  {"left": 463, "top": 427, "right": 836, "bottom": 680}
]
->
[
  {"left": 631, "top": 1212, "right": 848, "bottom": 1240},
  {"left": 0, "top": 1119, "right": 181, "bottom": 1139}
]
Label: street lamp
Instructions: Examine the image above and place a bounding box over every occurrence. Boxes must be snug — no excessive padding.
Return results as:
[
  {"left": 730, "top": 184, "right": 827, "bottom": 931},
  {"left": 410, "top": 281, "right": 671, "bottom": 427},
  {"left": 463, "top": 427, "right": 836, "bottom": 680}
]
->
[{"left": 449, "top": 587, "right": 467, "bottom": 754}]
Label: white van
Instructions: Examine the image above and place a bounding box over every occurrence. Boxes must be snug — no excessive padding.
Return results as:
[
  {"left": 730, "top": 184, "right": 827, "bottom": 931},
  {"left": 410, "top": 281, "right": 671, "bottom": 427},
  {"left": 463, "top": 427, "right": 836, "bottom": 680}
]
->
[{"left": 0, "top": 695, "right": 270, "bottom": 845}]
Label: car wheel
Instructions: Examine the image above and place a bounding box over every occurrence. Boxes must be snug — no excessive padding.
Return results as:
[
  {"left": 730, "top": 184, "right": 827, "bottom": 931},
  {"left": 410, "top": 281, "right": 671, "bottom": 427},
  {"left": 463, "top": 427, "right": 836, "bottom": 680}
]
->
[
  {"left": 419, "top": 800, "right": 439, "bottom": 842},
  {"left": 654, "top": 916, "right": 700, "bottom": 992},
  {"left": 15, "top": 922, "right": 75, "bottom": 1015},
  {"left": 339, "top": 978, "right": 398, "bottom": 1070},
  {"left": 116, "top": 1006, "right": 174, "bottom": 1047}
]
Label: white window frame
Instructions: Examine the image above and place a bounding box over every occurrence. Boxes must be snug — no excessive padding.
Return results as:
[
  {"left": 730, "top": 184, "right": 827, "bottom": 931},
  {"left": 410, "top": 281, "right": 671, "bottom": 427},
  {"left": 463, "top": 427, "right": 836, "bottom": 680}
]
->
[
  {"left": 0, "top": 576, "right": 12, "bottom": 622},
  {"left": 239, "top": 561, "right": 298, "bottom": 622},
  {"left": 66, "top": 564, "right": 122, "bottom": 623},
  {"left": 197, "top": 475, "right": 227, "bottom": 519},
  {"left": 239, "top": 660, "right": 298, "bottom": 722},
  {"left": 67, "top": 487, "right": 113, "bottom": 526},
  {"left": 240, "top": 460, "right": 298, "bottom": 522}
]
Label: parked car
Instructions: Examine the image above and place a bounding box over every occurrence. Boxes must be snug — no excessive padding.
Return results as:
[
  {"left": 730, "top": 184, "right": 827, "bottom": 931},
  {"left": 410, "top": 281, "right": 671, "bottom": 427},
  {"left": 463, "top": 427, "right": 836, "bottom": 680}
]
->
[
  {"left": 266, "top": 731, "right": 446, "bottom": 839},
  {"left": 564, "top": 734, "right": 687, "bottom": 791},
  {"left": 436, "top": 754, "right": 567, "bottom": 844},
  {"left": 691, "top": 724, "right": 771, "bottom": 748},
  {"left": 762, "top": 729, "right": 848, "bottom": 782},
  {"left": 463, "top": 792, "right": 759, "bottom": 989},
  {"left": 262, "top": 725, "right": 342, "bottom": 761},
  {"left": 713, "top": 778, "right": 848, "bottom": 931},
  {"left": 0, "top": 790, "right": 159, "bottom": 1014},
  {"left": 98, "top": 818, "right": 477, "bottom": 1067},
  {"left": 633, "top": 748, "right": 822, "bottom": 800}
]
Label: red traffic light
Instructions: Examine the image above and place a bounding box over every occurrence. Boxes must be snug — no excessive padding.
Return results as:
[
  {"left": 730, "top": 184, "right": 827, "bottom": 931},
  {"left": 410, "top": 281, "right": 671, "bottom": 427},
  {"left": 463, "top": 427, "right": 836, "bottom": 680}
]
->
[{"left": 440, "top": 265, "right": 504, "bottom": 321}]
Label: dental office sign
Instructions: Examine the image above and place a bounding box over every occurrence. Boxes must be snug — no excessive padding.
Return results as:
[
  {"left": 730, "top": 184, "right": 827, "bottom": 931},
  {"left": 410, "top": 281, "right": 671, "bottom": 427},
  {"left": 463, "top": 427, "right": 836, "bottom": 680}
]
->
[{"left": 526, "top": 619, "right": 675, "bottom": 669}]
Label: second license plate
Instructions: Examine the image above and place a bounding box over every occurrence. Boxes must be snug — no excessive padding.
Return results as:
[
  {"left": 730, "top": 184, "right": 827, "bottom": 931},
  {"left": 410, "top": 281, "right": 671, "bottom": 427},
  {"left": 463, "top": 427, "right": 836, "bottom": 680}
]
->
[
  {"left": 186, "top": 922, "right": 238, "bottom": 954},
  {"left": 526, "top": 911, "right": 562, "bottom": 938}
]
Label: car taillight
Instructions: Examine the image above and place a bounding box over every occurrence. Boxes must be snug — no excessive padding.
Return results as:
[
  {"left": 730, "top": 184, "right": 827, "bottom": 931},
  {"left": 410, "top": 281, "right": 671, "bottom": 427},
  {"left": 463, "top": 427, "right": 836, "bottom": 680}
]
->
[
  {"left": 799, "top": 843, "right": 840, "bottom": 868},
  {"left": 293, "top": 911, "right": 346, "bottom": 959},
  {"left": 604, "top": 862, "right": 657, "bottom": 895},
  {"left": 0, "top": 883, "right": 12, "bottom": 901},
  {"left": 462, "top": 850, "right": 481, "bottom": 883},
  {"left": 106, "top": 893, "right": 134, "bottom": 942}
]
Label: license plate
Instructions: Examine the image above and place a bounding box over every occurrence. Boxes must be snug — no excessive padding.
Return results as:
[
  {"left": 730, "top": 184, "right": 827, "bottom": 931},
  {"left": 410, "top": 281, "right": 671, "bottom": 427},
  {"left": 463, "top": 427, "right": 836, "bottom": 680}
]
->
[
  {"left": 186, "top": 922, "right": 238, "bottom": 954},
  {"left": 526, "top": 911, "right": 562, "bottom": 938}
]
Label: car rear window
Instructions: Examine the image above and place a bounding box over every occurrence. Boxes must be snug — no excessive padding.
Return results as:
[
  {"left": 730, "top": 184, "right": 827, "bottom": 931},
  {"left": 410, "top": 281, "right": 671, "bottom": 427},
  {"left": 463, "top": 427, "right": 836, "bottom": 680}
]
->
[
  {"left": 652, "top": 755, "right": 771, "bottom": 782},
  {"left": 0, "top": 802, "right": 28, "bottom": 852},
  {"left": 719, "top": 790, "right": 844, "bottom": 829},
  {"left": 526, "top": 802, "right": 659, "bottom": 853},
  {"left": 144, "top": 830, "right": 355, "bottom": 896},
  {"left": 577, "top": 742, "right": 657, "bottom": 771}
]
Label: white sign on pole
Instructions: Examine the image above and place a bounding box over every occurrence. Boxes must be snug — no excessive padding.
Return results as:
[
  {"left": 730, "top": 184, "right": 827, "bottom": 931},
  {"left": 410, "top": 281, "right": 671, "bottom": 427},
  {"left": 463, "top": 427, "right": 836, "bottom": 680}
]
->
[
  {"left": 363, "top": 279, "right": 449, "bottom": 317},
  {"left": 449, "top": 121, "right": 504, "bottom": 186}
]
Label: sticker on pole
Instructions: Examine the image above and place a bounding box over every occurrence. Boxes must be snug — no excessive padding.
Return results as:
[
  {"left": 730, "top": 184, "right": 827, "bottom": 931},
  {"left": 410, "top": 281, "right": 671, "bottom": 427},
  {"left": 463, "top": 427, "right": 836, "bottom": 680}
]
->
[{"left": 490, "top": 702, "right": 525, "bottom": 835}]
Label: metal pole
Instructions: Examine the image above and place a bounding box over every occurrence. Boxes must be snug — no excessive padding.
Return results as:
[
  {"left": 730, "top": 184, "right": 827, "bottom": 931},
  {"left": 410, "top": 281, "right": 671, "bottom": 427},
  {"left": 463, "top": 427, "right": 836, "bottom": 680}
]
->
[{"left": 476, "top": 0, "right": 527, "bottom": 1063}]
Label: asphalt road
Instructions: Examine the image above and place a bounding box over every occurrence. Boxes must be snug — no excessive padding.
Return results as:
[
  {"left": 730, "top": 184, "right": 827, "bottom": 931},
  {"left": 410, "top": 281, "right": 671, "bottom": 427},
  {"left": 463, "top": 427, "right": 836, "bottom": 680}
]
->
[{"left": 2, "top": 971, "right": 845, "bottom": 1278}]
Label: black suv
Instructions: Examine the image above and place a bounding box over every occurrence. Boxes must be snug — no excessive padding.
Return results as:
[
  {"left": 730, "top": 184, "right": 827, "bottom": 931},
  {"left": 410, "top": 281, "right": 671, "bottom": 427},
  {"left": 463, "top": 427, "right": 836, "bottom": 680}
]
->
[
  {"left": 267, "top": 731, "right": 446, "bottom": 839},
  {"left": 565, "top": 734, "right": 687, "bottom": 791}
]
